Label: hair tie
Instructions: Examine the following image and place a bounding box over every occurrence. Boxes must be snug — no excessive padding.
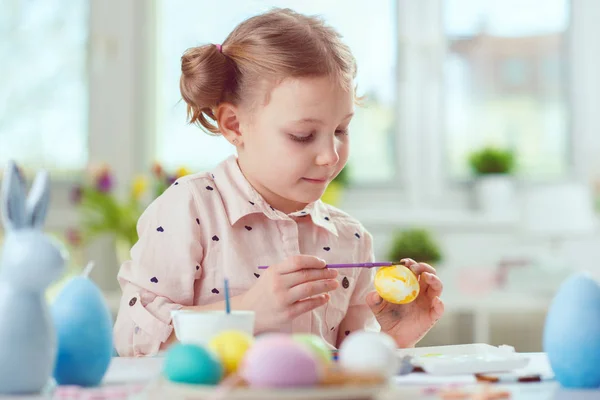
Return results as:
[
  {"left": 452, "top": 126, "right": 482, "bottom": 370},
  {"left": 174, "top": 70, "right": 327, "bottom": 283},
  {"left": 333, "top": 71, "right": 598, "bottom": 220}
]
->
[{"left": 215, "top": 44, "right": 222, "bottom": 53}]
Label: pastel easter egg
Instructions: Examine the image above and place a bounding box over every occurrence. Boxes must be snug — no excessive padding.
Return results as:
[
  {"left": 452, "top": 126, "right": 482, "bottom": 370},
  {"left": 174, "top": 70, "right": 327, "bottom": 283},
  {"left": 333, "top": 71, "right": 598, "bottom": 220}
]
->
[
  {"left": 374, "top": 265, "right": 419, "bottom": 304},
  {"left": 339, "top": 331, "right": 398, "bottom": 378},
  {"left": 241, "top": 335, "right": 320, "bottom": 388},
  {"left": 51, "top": 277, "right": 113, "bottom": 386},
  {"left": 208, "top": 330, "right": 254, "bottom": 375},
  {"left": 163, "top": 343, "right": 223, "bottom": 385},
  {"left": 544, "top": 273, "right": 600, "bottom": 388},
  {"left": 292, "top": 334, "right": 333, "bottom": 365}
]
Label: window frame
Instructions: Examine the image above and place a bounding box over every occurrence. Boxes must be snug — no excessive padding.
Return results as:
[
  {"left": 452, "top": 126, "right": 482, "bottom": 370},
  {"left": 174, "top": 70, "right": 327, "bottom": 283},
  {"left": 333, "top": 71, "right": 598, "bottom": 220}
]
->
[
  {"left": 42, "top": 0, "right": 600, "bottom": 234},
  {"left": 343, "top": 0, "right": 600, "bottom": 226},
  {"left": 39, "top": 0, "right": 154, "bottom": 233}
]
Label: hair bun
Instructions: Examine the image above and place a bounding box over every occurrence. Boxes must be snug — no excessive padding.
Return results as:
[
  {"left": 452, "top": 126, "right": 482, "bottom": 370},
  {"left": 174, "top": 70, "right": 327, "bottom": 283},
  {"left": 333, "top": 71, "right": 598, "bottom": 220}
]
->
[{"left": 180, "top": 44, "right": 235, "bottom": 134}]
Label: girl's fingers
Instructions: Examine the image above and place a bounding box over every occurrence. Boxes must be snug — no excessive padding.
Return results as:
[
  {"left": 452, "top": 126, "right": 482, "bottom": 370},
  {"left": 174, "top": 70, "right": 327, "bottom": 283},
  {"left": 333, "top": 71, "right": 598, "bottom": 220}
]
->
[
  {"left": 423, "top": 272, "right": 443, "bottom": 298},
  {"left": 430, "top": 296, "right": 445, "bottom": 320},
  {"left": 283, "top": 268, "right": 338, "bottom": 288},
  {"left": 286, "top": 293, "right": 330, "bottom": 319},
  {"left": 410, "top": 262, "right": 437, "bottom": 276},
  {"left": 286, "top": 279, "right": 339, "bottom": 304},
  {"left": 277, "top": 255, "right": 327, "bottom": 273}
]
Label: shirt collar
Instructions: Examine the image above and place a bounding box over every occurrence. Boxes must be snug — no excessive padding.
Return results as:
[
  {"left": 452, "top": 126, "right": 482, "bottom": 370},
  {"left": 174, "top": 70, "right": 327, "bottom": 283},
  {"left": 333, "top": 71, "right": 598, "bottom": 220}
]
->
[
  {"left": 211, "top": 155, "right": 269, "bottom": 226},
  {"left": 288, "top": 200, "right": 338, "bottom": 236},
  {"left": 211, "top": 155, "right": 338, "bottom": 236}
]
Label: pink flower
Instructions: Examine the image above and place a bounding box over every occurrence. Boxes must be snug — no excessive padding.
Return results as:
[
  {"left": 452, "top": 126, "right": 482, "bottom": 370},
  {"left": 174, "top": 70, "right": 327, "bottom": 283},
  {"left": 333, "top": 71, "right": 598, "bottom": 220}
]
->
[
  {"left": 167, "top": 175, "right": 177, "bottom": 185},
  {"left": 65, "top": 228, "right": 82, "bottom": 247},
  {"left": 95, "top": 169, "right": 114, "bottom": 193},
  {"left": 152, "top": 162, "right": 164, "bottom": 178}
]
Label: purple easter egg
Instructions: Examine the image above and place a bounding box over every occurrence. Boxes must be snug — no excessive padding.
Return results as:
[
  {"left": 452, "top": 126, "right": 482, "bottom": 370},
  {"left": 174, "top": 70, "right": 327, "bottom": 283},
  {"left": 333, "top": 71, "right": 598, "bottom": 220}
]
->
[{"left": 241, "top": 336, "right": 320, "bottom": 388}]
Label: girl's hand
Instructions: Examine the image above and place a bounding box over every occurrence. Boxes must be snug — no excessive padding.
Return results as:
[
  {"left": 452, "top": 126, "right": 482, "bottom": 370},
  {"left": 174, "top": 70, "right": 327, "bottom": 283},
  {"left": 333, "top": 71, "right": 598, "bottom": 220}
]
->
[
  {"left": 366, "top": 258, "right": 444, "bottom": 348},
  {"left": 242, "top": 255, "right": 339, "bottom": 333}
]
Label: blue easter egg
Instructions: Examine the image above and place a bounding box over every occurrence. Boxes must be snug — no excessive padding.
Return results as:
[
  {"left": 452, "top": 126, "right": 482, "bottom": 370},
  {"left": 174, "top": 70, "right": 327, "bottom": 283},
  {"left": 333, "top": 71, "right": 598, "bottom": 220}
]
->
[
  {"left": 543, "top": 273, "right": 600, "bottom": 389},
  {"left": 51, "top": 277, "right": 113, "bottom": 387},
  {"left": 163, "top": 343, "right": 223, "bottom": 385}
]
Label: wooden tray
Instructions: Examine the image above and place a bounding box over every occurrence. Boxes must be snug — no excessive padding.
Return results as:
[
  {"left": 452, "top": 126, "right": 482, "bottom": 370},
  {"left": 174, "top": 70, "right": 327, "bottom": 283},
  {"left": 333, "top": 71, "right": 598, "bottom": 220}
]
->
[{"left": 133, "top": 378, "right": 392, "bottom": 400}]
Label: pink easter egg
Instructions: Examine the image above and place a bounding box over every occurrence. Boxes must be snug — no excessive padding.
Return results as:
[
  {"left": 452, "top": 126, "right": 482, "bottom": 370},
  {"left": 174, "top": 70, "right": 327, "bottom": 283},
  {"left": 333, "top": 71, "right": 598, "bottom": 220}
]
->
[{"left": 241, "top": 335, "right": 320, "bottom": 388}]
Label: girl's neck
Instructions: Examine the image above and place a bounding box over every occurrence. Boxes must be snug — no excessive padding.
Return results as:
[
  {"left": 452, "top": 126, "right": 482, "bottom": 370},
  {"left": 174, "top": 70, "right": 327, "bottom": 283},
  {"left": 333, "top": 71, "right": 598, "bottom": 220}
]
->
[{"left": 235, "top": 159, "right": 308, "bottom": 215}]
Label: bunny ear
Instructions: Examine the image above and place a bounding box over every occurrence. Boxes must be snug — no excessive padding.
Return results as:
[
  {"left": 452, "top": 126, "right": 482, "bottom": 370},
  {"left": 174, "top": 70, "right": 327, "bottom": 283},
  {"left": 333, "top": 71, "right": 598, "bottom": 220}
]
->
[
  {"left": 1, "top": 160, "right": 26, "bottom": 230},
  {"left": 25, "top": 169, "right": 50, "bottom": 229}
]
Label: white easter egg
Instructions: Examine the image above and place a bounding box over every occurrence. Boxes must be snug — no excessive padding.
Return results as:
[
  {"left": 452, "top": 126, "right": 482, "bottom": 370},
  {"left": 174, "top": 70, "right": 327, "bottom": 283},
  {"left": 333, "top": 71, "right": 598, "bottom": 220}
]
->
[{"left": 338, "top": 331, "right": 399, "bottom": 378}]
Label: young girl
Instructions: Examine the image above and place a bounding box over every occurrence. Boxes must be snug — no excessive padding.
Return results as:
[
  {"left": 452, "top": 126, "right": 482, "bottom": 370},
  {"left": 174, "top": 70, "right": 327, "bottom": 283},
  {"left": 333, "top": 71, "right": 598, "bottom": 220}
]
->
[{"left": 114, "top": 8, "right": 444, "bottom": 357}]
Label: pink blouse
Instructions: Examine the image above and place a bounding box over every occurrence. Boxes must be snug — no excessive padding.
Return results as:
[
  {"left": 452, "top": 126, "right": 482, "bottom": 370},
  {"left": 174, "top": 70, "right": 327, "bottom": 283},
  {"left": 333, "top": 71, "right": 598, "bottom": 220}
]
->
[{"left": 113, "top": 155, "right": 378, "bottom": 356}]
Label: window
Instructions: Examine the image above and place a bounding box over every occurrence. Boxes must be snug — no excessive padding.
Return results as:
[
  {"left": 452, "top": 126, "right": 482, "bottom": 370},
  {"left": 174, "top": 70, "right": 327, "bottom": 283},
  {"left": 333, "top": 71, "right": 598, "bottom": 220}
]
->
[
  {"left": 154, "top": 0, "right": 397, "bottom": 184},
  {"left": 0, "top": 0, "right": 89, "bottom": 177},
  {"left": 443, "top": 0, "right": 570, "bottom": 180}
]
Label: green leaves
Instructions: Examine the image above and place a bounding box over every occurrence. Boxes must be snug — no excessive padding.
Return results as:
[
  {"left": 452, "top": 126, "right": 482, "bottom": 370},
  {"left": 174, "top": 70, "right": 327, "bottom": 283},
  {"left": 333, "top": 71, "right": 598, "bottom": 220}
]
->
[
  {"left": 332, "top": 165, "right": 350, "bottom": 186},
  {"left": 76, "top": 186, "right": 141, "bottom": 248},
  {"left": 69, "top": 163, "right": 181, "bottom": 250},
  {"left": 468, "top": 146, "right": 516, "bottom": 175},
  {"left": 388, "top": 228, "right": 442, "bottom": 265}
]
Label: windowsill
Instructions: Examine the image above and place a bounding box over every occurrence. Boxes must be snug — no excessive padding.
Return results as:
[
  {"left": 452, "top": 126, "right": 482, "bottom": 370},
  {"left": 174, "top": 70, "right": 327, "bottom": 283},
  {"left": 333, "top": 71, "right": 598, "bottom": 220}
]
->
[
  {"left": 44, "top": 185, "right": 598, "bottom": 234},
  {"left": 345, "top": 206, "right": 519, "bottom": 232},
  {"left": 339, "top": 188, "right": 519, "bottom": 232}
]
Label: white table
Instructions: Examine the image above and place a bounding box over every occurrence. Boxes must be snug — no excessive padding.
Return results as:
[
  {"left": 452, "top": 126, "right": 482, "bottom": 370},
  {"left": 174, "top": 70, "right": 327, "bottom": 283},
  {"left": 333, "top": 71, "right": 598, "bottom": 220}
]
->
[
  {"left": 1, "top": 353, "right": 598, "bottom": 399},
  {"left": 391, "top": 353, "right": 599, "bottom": 400}
]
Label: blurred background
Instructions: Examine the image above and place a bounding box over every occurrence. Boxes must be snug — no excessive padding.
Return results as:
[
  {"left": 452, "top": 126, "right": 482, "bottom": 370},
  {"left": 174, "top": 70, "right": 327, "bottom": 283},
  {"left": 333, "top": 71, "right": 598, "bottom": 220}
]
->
[{"left": 2, "top": 0, "right": 600, "bottom": 352}]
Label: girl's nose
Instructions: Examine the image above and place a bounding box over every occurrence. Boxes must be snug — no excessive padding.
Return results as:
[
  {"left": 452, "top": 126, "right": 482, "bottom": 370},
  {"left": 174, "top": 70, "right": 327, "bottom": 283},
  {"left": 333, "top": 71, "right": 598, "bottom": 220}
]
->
[{"left": 316, "top": 139, "right": 340, "bottom": 167}]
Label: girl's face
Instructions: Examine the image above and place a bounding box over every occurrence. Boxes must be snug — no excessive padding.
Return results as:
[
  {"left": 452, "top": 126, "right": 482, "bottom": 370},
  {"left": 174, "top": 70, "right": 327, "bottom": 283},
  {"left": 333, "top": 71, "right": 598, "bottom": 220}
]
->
[{"left": 236, "top": 76, "right": 354, "bottom": 214}]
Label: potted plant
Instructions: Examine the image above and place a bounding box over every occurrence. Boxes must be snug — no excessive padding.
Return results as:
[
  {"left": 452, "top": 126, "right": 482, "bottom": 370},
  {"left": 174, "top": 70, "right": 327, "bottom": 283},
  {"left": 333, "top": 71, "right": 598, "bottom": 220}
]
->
[
  {"left": 468, "top": 146, "right": 517, "bottom": 217},
  {"left": 387, "top": 228, "right": 442, "bottom": 266},
  {"left": 321, "top": 165, "right": 350, "bottom": 207},
  {"left": 67, "top": 163, "right": 191, "bottom": 264}
]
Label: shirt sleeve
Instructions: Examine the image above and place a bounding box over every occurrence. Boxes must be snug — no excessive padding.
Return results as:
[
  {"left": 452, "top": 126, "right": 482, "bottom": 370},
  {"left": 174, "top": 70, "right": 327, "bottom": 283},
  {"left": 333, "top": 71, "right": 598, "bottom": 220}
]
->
[
  {"left": 337, "top": 229, "right": 380, "bottom": 346},
  {"left": 113, "top": 181, "right": 203, "bottom": 356}
]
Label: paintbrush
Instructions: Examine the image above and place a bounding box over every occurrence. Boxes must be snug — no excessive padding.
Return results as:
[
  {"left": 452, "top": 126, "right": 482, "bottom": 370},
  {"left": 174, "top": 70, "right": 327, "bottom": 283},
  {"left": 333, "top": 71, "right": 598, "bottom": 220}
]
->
[{"left": 257, "top": 262, "right": 397, "bottom": 270}]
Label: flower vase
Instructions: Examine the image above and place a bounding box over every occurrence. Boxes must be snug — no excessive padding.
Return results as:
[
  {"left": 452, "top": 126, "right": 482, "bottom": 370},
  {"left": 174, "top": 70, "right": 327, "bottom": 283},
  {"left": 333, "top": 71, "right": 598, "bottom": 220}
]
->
[{"left": 473, "top": 174, "right": 517, "bottom": 218}]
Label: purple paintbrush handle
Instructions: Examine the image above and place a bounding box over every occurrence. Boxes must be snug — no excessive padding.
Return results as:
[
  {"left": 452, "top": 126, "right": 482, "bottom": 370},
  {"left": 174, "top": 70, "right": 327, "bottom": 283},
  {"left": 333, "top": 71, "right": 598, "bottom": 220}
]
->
[
  {"left": 257, "top": 262, "right": 395, "bottom": 270},
  {"left": 327, "top": 262, "right": 395, "bottom": 268}
]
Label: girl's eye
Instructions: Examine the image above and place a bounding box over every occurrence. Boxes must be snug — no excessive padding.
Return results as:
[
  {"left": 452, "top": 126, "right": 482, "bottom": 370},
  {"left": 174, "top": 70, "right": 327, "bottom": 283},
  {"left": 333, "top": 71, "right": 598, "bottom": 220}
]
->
[
  {"left": 289, "top": 133, "right": 314, "bottom": 143},
  {"left": 335, "top": 129, "right": 349, "bottom": 136}
]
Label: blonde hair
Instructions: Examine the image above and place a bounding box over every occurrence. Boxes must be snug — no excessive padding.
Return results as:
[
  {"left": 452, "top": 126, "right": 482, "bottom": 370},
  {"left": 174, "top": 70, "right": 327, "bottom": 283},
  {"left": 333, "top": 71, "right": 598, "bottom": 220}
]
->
[{"left": 180, "top": 8, "right": 357, "bottom": 134}]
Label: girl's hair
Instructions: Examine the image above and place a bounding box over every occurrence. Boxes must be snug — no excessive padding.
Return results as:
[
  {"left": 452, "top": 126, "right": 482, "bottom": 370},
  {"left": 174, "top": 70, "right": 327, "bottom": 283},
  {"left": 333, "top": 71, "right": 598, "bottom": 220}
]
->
[{"left": 180, "top": 8, "right": 357, "bottom": 134}]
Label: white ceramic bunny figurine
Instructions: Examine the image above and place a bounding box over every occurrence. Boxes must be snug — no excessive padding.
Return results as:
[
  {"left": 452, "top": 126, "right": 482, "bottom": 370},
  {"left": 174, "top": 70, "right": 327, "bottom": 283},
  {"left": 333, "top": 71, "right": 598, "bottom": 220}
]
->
[{"left": 0, "top": 161, "right": 67, "bottom": 394}]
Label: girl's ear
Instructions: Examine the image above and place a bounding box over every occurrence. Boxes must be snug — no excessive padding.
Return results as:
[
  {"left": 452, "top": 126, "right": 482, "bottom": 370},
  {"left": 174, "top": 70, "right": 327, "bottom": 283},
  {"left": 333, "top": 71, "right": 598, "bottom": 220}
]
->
[
  {"left": 216, "top": 103, "right": 243, "bottom": 147},
  {"left": 1, "top": 161, "right": 26, "bottom": 230},
  {"left": 25, "top": 170, "right": 50, "bottom": 229}
]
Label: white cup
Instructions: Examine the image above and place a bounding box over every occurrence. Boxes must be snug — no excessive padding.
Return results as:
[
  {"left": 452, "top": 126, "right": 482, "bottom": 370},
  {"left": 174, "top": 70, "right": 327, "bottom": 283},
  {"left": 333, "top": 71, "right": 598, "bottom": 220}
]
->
[{"left": 170, "top": 309, "right": 255, "bottom": 345}]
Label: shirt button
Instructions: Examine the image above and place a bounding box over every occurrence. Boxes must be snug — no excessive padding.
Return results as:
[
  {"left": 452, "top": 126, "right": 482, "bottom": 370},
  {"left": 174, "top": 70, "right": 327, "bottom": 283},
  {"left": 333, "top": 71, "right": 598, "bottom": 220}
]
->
[
  {"left": 342, "top": 277, "right": 350, "bottom": 289},
  {"left": 129, "top": 297, "right": 137, "bottom": 306}
]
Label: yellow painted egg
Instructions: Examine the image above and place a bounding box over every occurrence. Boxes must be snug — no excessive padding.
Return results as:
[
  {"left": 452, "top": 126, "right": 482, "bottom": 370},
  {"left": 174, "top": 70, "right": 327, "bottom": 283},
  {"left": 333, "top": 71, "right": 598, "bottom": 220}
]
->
[
  {"left": 374, "top": 265, "right": 420, "bottom": 304},
  {"left": 208, "top": 330, "right": 254, "bottom": 375}
]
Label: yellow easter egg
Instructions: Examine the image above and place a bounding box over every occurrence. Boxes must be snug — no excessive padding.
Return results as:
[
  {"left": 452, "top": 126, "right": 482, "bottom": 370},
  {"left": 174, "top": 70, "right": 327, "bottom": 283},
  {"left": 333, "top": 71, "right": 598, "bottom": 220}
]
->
[
  {"left": 374, "top": 265, "right": 420, "bottom": 304},
  {"left": 208, "top": 330, "right": 254, "bottom": 375}
]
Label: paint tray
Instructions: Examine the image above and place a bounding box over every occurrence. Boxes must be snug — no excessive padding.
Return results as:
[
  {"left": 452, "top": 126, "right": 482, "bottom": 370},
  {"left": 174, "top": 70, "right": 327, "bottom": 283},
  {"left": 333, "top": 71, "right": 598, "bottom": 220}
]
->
[{"left": 396, "top": 344, "right": 530, "bottom": 375}]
